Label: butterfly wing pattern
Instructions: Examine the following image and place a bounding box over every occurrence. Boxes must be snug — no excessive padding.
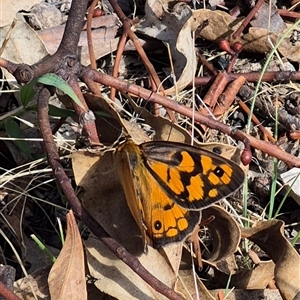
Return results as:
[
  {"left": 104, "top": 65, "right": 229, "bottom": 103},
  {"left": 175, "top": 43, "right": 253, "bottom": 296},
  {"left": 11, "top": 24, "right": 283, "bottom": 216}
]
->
[
  {"left": 115, "top": 138, "right": 245, "bottom": 248},
  {"left": 142, "top": 141, "right": 245, "bottom": 210}
]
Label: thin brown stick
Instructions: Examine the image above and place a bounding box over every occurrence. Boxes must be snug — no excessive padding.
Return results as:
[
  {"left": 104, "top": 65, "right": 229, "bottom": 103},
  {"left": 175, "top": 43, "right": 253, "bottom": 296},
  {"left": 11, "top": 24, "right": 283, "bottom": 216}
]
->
[
  {"left": 90, "top": 70, "right": 300, "bottom": 167},
  {"left": 277, "top": 8, "right": 300, "bottom": 19},
  {"left": 193, "top": 71, "right": 300, "bottom": 86},
  {"left": 37, "top": 87, "right": 185, "bottom": 300},
  {"left": 0, "top": 280, "right": 21, "bottom": 300},
  {"left": 213, "top": 75, "right": 246, "bottom": 117},
  {"left": 202, "top": 71, "right": 231, "bottom": 110},
  {"left": 232, "top": 0, "right": 265, "bottom": 39},
  {"left": 109, "top": 33, "right": 128, "bottom": 100},
  {"left": 68, "top": 75, "right": 100, "bottom": 144},
  {"left": 87, "top": 0, "right": 98, "bottom": 69},
  {"left": 238, "top": 99, "right": 276, "bottom": 143},
  {"left": 107, "top": 0, "right": 176, "bottom": 121}
]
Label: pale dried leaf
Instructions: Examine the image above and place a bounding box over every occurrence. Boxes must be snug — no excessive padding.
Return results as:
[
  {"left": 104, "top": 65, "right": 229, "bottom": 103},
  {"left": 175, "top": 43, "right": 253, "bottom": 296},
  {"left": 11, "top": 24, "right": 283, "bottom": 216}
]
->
[
  {"left": 86, "top": 237, "right": 175, "bottom": 300},
  {"left": 209, "top": 288, "right": 284, "bottom": 300},
  {"left": 0, "top": 0, "right": 41, "bottom": 27},
  {"left": 215, "top": 258, "right": 275, "bottom": 289},
  {"left": 0, "top": 19, "right": 48, "bottom": 94},
  {"left": 249, "top": 2, "right": 286, "bottom": 32},
  {"left": 72, "top": 149, "right": 177, "bottom": 299},
  {"left": 176, "top": 270, "right": 215, "bottom": 300},
  {"left": 14, "top": 266, "right": 51, "bottom": 300},
  {"left": 158, "top": 243, "right": 183, "bottom": 277},
  {"left": 48, "top": 211, "right": 87, "bottom": 300},
  {"left": 280, "top": 167, "right": 300, "bottom": 205},
  {"left": 0, "top": 19, "right": 48, "bottom": 65}
]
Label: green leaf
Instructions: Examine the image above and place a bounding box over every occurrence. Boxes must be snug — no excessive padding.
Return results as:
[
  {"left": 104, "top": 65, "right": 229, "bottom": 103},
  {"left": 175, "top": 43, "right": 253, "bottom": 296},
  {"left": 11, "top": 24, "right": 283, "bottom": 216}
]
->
[
  {"left": 19, "top": 79, "right": 38, "bottom": 108},
  {"left": 37, "top": 73, "right": 84, "bottom": 108},
  {"left": 5, "top": 119, "right": 33, "bottom": 160},
  {"left": 48, "top": 105, "right": 77, "bottom": 118}
]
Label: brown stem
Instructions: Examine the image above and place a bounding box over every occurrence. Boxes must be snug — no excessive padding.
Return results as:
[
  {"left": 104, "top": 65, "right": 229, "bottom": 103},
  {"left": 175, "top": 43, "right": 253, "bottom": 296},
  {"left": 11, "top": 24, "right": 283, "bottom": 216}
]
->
[
  {"left": 37, "top": 87, "right": 185, "bottom": 300},
  {"left": 193, "top": 71, "right": 300, "bottom": 86},
  {"left": 86, "top": 0, "right": 98, "bottom": 69},
  {"left": 202, "top": 71, "right": 231, "bottom": 109},
  {"left": 110, "top": 33, "right": 128, "bottom": 100},
  {"left": 57, "top": 0, "right": 89, "bottom": 55},
  {"left": 213, "top": 75, "right": 246, "bottom": 117},
  {"left": 107, "top": 0, "right": 176, "bottom": 121},
  {"left": 232, "top": 0, "right": 265, "bottom": 39},
  {"left": 90, "top": 70, "right": 300, "bottom": 167},
  {"left": 68, "top": 75, "right": 100, "bottom": 144},
  {"left": 238, "top": 99, "right": 276, "bottom": 143},
  {"left": 277, "top": 8, "right": 300, "bottom": 20},
  {"left": 0, "top": 281, "right": 20, "bottom": 300}
]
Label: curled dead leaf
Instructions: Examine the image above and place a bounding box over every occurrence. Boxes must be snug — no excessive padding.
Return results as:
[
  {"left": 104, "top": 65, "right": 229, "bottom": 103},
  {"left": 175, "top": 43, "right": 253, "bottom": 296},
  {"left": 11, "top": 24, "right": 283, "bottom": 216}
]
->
[
  {"left": 201, "top": 205, "right": 241, "bottom": 263},
  {"left": 241, "top": 220, "right": 300, "bottom": 300}
]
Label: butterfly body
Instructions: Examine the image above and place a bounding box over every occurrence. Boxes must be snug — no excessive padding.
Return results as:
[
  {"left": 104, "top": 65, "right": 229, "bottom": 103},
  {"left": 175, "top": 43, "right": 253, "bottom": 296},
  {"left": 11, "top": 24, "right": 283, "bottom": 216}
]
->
[{"left": 115, "top": 138, "right": 244, "bottom": 248}]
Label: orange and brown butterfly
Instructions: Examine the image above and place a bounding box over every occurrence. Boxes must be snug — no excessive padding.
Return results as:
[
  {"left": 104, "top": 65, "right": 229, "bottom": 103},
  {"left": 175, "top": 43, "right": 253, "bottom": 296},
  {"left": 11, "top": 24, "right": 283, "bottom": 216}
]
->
[{"left": 114, "top": 137, "right": 245, "bottom": 249}]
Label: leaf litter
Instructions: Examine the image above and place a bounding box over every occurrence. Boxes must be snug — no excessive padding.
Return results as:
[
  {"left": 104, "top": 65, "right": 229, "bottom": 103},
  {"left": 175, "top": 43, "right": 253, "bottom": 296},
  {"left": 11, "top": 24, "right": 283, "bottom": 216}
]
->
[{"left": 0, "top": 0, "right": 299, "bottom": 300}]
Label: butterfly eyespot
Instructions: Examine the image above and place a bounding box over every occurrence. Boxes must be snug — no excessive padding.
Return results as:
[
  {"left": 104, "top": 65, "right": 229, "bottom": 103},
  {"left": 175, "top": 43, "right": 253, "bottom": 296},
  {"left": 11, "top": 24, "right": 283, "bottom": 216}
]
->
[
  {"left": 214, "top": 166, "right": 225, "bottom": 177},
  {"left": 154, "top": 220, "right": 162, "bottom": 230},
  {"left": 212, "top": 147, "right": 222, "bottom": 155}
]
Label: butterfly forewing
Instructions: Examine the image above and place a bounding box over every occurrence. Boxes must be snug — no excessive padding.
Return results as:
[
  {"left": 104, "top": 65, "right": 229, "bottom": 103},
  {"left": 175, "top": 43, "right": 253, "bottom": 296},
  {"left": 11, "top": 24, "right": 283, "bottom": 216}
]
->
[{"left": 141, "top": 141, "right": 245, "bottom": 210}]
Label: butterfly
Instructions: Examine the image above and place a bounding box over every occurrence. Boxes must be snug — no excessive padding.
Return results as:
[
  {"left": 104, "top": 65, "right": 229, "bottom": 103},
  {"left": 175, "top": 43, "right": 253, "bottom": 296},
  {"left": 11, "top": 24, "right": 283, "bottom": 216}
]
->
[{"left": 114, "top": 137, "right": 245, "bottom": 249}]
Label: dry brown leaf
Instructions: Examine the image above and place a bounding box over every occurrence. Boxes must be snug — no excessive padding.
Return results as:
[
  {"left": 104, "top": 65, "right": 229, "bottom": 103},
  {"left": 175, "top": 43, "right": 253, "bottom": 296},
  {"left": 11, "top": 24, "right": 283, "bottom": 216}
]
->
[
  {"left": 159, "top": 243, "right": 183, "bottom": 276},
  {"left": 86, "top": 237, "right": 176, "bottom": 300},
  {"left": 176, "top": 269, "right": 215, "bottom": 300},
  {"left": 236, "top": 25, "right": 300, "bottom": 62},
  {"left": 72, "top": 150, "right": 144, "bottom": 253},
  {"left": 72, "top": 150, "right": 177, "bottom": 299},
  {"left": 242, "top": 220, "right": 300, "bottom": 300},
  {"left": 209, "top": 288, "right": 283, "bottom": 300},
  {"left": 37, "top": 16, "right": 119, "bottom": 66},
  {"left": 0, "top": 0, "right": 41, "bottom": 27},
  {"left": 192, "top": 9, "right": 240, "bottom": 41},
  {"left": 48, "top": 210, "right": 87, "bottom": 300},
  {"left": 83, "top": 93, "right": 150, "bottom": 144},
  {"left": 0, "top": 19, "right": 48, "bottom": 93},
  {"left": 193, "top": 9, "right": 300, "bottom": 62},
  {"left": 14, "top": 265, "right": 51, "bottom": 300},
  {"left": 134, "top": 0, "right": 197, "bottom": 95},
  {"left": 215, "top": 258, "right": 276, "bottom": 289}
]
